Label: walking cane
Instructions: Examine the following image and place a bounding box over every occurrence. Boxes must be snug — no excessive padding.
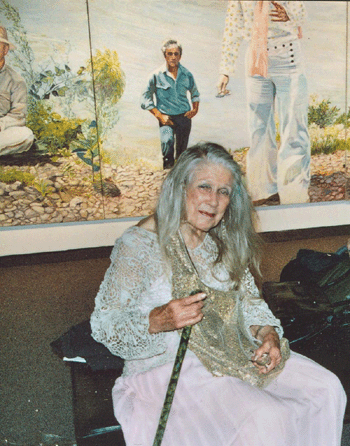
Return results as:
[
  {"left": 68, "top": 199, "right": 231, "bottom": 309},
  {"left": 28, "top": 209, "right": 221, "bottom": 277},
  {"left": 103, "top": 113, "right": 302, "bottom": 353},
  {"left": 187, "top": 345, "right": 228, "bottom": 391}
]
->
[
  {"left": 152, "top": 324, "right": 192, "bottom": 446},
  {"left": 152, "top": 288, "right": 201, "bottom": 446}
]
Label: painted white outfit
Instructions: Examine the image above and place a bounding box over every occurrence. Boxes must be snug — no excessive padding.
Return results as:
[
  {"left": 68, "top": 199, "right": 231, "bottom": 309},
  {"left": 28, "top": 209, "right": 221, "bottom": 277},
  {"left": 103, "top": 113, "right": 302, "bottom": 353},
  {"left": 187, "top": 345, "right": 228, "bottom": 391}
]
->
[
  {"left": 0, "top": 64, "right": 34, "bottom": 156},
  {"left": 220, "top": 1, "right": 310, "bottom": 204},
  {"left": 91, "top": 227, "right": 346, "bottom": 446}
]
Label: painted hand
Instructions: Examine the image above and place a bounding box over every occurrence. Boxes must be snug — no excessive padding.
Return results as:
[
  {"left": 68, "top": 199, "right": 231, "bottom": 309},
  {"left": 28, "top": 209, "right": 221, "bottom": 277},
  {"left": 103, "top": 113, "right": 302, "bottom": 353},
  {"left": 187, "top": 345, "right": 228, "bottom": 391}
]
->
[{"left": 270, "top": 1, "right": 290, "bottom": 22}]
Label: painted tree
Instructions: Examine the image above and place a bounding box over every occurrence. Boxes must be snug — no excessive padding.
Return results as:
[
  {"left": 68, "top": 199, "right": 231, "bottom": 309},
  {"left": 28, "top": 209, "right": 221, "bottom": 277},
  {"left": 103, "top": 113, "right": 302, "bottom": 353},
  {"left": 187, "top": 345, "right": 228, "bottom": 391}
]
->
[{"left": 71, "top": 49, "right": 126, "bottom": 176}]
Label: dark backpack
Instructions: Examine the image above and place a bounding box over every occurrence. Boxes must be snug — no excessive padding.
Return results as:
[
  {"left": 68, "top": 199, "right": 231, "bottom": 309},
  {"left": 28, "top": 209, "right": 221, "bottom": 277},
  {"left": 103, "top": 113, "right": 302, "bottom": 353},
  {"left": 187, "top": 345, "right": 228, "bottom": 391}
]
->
[{"left": 280, "top": 248, "right": 350, "bottom": 305}]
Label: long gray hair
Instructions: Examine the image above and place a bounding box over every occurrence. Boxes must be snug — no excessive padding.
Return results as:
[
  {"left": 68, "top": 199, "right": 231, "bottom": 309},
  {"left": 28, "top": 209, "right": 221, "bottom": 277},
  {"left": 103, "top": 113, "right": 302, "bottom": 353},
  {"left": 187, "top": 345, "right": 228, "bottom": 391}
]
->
[{"left": 155, "top": 142, "right": 263, "bottom": 284}]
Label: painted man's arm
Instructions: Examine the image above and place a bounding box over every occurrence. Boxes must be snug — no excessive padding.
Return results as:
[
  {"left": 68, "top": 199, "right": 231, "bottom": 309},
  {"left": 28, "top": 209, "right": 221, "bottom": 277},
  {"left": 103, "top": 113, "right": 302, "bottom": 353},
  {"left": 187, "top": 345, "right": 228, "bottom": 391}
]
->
[
  {"left": 185, "top": 73, "right": 200, "bottom": 119},
  {"left": 219, "top": 0, "right": 245, "bottom": 77},
  {"left": 217, "top": 1, "right": 245, "bottom": 96},
  {"left": 184, "top": 100, "right": 199, "bottom": 119},
  {"left": 141, "top": 74, "right": 174, "bottom": 126},
  {"left": 140, "top": 75, "right": 156, "bottom": 111}
]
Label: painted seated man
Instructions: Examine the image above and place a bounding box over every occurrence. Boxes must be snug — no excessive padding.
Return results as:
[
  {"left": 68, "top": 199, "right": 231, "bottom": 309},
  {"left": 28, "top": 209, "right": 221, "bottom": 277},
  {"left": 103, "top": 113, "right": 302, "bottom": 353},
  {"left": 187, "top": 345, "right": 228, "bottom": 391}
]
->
[
  {"left": 0, "top": 26, "right": 34, "bottom": 157},
  {"left": 141, "top": 39, "right": 200, "bottom": 169}
]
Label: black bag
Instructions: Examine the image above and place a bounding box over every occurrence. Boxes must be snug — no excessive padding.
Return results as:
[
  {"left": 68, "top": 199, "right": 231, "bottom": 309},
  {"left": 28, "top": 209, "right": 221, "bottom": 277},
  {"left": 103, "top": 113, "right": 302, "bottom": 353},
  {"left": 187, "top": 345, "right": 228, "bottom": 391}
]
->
[
  {"left": 280, "top": 248, "right": 350, "bottom": 305},
  {"left": 262, "top": 279, "right": 350, "bottom": 424},
  {"left": 51, "top": 320, "right": 124, "bottom": 372},
  {"left": 262, "top": 281, "right": 333, "bottom": 344}
]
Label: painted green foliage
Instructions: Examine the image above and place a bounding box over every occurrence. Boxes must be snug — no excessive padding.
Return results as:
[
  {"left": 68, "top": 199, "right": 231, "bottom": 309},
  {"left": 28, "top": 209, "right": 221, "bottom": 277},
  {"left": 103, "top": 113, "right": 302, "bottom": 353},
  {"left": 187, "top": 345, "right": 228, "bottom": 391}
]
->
[
  {"left": 0, "top": 0, "right": 126, "bottom": 175},
  {"left": 308, "top": 96, "right": 350, "bottom": 155},
  {"left": 71, "top": 49, "right": 126, "bottom": 174}
]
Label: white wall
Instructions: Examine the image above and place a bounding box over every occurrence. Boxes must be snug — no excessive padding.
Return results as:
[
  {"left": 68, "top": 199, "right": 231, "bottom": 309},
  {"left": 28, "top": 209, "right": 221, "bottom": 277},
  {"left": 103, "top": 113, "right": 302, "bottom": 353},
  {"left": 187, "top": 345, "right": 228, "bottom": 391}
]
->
[{"left": 1, "top": 201, "right": 349, "bottom": 257}]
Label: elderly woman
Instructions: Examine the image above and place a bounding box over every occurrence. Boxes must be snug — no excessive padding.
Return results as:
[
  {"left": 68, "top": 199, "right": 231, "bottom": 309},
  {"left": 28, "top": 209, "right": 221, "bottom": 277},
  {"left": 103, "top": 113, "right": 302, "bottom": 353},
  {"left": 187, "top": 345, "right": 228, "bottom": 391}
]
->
[{"left": 91, "top": 142, "right": 346, "bottom": 446}]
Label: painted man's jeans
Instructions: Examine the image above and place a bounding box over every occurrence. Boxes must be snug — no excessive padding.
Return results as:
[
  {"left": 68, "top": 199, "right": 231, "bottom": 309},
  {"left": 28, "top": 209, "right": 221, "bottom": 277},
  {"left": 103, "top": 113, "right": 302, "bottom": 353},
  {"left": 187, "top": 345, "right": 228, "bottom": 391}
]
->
[{"left": 159, "top": 113, "right": 191, "bottom": 169}]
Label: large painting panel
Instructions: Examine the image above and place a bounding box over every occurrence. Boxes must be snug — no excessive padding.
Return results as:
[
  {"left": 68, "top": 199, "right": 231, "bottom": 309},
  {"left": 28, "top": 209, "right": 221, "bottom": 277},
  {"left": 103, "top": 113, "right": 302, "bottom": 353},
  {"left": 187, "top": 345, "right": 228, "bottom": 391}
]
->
[
  {"left": 88, "top": 0, "right": 349, "bottom": 212},
  {"left": 0, "top": 0, "right": 105, "bottom": 226},
  {"left": 0, "top": 1, "right": 349, "bottom": 229}
]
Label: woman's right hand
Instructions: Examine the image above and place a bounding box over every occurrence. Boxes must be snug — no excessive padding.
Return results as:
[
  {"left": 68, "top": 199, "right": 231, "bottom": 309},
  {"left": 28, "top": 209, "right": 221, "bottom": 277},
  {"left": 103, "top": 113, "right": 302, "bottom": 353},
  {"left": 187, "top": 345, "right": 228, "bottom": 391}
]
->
[{"left": 148, "top": 293, "right": 207, "bottom": 334}]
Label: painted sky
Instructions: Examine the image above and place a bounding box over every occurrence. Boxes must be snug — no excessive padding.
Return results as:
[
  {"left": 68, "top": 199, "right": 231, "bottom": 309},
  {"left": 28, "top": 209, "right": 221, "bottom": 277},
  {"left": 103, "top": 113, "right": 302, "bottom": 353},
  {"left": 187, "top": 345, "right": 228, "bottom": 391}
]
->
[{"left": 4, "top": 0, "right": 349, "bottom": 164}]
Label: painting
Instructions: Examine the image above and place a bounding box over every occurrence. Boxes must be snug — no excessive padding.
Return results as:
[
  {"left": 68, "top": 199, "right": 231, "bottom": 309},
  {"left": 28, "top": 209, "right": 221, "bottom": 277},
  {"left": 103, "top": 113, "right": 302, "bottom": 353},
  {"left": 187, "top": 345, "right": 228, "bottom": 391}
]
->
[{"left": 0, "top": 0, "right": 349, "bottom": 229}]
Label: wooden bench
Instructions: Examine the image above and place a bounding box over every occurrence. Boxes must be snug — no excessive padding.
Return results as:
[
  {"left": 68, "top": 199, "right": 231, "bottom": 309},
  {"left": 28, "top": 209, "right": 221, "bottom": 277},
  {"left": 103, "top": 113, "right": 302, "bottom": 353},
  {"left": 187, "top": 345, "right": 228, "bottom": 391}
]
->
[{"left": 69, "top": 362, "right": 125, "bottom": 446}]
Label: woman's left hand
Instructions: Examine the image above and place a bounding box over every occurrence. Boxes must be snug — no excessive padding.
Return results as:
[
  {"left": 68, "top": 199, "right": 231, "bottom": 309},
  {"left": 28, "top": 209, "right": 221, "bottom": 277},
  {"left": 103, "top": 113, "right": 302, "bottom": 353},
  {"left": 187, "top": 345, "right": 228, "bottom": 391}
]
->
[{"left": 251, "top": 326, "right": 282, "bottom": 374}]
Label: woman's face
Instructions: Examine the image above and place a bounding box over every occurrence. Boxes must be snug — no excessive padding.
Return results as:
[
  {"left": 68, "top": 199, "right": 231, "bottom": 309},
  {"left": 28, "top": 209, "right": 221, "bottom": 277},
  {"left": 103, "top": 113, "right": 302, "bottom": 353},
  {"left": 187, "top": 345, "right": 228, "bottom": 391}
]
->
[{"left": 184, "top": 162, "right": 233, "bottom": 237}]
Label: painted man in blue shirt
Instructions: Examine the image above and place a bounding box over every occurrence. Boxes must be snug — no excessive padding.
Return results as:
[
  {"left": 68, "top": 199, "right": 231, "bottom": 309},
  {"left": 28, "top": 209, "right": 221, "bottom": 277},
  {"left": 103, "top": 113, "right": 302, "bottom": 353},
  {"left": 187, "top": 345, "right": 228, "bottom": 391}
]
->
[{"left": 141, "top": 39, "right": 200, "bottom": 169}]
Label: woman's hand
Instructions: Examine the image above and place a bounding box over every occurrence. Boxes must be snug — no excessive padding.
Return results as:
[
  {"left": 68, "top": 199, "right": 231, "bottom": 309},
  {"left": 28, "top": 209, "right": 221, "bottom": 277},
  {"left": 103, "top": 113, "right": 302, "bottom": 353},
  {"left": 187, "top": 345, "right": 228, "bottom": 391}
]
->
[
  {"left": 251, "top": 326, "right": 282, "bottom": 374},
  {"left": 149, "top": 293, "right": 207, "bottom": 334}
]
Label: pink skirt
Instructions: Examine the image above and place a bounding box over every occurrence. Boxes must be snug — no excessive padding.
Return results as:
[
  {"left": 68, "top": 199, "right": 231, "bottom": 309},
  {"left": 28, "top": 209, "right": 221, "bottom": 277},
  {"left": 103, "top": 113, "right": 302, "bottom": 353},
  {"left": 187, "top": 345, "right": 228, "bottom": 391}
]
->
[{"left": 112, "top": 351, "right": 346, "bottom": 446}]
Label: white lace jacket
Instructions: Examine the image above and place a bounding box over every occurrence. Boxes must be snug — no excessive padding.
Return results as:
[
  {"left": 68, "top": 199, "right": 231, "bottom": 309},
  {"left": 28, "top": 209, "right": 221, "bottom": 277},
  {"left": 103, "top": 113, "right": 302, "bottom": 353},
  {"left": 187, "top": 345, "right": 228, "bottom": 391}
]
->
[{"left": 90, "top": 226, "right": 283, "bottom": 377}]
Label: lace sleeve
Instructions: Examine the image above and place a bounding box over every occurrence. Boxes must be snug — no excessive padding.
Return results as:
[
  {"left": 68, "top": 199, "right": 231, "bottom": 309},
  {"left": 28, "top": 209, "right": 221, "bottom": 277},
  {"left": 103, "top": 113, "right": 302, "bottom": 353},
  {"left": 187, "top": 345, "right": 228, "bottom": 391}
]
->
[
  {"left": 239, "top": 270, "right": 284, "bottom": 340},
  {"left": 90, "top": 227, "right": 167, "bottom": 360}
]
